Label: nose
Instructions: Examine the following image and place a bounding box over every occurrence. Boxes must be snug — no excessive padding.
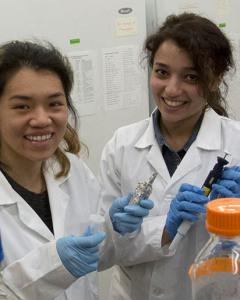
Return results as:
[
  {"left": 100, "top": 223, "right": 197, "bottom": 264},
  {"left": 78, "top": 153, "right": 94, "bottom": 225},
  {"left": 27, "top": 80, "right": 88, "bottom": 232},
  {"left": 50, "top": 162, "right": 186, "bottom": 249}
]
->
[
  {"left": 29, "top": 107, "right": 52, "bottom": 127},
  {"left": 165, "top": 76, "right": 183, "bottom": 98}
]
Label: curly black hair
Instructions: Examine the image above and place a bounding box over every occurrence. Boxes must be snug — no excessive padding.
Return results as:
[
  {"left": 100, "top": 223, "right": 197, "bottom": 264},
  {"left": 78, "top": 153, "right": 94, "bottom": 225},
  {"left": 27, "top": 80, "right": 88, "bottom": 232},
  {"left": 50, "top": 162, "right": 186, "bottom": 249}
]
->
[{"left": 144, "top": 13, "right": 235, "bottom": 116}]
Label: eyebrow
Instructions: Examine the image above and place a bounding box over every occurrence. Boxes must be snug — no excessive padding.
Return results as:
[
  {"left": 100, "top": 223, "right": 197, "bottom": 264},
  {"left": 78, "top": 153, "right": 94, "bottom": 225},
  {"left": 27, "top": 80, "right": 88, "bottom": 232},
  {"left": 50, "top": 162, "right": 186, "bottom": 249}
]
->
[
  {"left": 9, "top": 92, "right": 65, "bottom": 101},
  {"left": 48, "top": 92, "right": 65, "bottom": 98},
  {"left": 153, "top": 62, "right": 196, "bottom": 71}
]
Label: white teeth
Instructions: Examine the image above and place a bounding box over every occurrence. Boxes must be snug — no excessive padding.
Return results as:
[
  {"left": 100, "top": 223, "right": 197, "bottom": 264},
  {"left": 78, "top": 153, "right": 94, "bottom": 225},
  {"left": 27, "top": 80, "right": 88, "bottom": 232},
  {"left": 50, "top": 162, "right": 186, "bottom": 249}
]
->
[
  {"left": 164, "top": 99, "right": 184, "bottom": 107},
  {"left": 26, "top": 134, "right": 51, "bottom": 141}
]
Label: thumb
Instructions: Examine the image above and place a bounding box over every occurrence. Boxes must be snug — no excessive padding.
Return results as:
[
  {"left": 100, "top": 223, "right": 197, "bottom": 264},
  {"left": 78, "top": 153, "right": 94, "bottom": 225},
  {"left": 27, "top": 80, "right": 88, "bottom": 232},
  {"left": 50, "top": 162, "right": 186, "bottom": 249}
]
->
[
  {"left": 82, "top": 225, "right": 91, "bottom": 237},
  {"left": 114, "top": 193, "right": 133, "bottom": 209},
  {"left": 126, "top": 192, "right": 134, "bottom": 204},
  {"left": 121, "top": 192, "right": 134, "bottom": 206},
  {"left": 77, "top": 231, "right": 106, "bottom": 248}
]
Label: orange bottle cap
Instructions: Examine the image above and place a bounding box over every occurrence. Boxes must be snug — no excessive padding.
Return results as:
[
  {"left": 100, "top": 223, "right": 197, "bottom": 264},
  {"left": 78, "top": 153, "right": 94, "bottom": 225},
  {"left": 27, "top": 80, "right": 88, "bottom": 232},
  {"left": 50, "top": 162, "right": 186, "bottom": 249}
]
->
[{"left": 206, "top": 198, "right": 240, "bottom": 237}]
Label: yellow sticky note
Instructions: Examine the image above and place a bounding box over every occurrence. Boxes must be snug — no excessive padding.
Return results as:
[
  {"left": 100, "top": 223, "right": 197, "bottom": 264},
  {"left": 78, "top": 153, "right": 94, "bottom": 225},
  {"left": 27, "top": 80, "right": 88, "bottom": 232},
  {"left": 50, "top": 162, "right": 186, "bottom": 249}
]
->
[
  {"left": 217, "top": 0, "right": 229, "bottom": 15},
  {"left": 116, "top": 17, "right": 138, "bottom": 37}
]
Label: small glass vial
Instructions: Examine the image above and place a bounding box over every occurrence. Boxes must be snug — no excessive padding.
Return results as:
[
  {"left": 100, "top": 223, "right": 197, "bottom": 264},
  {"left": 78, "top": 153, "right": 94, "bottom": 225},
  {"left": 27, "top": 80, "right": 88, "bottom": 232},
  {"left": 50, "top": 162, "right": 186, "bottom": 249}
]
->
[
  {"left": 190, "top": 198, "right": 240, "bottom": 300},
  {"left": 89, "top": 214, "right": 105, "bottom": 235}
]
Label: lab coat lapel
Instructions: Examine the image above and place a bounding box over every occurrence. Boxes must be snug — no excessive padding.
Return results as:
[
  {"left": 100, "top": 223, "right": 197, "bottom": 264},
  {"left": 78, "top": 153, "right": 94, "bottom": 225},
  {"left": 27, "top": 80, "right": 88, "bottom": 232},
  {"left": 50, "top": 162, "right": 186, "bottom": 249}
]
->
[
  {"left": 17, "top": 200, "right": 55, "bottom": 241},
  {"left": 136, "top": 109, "right": 222, "bottom": 187},
  {"left": 170, "top": 144, "right": 201, "bottom": 185},
  {"left": 44, "top": 164, "right": 70, "bottom": 239},
  {"left": 168, "top": 109, "right": 222, "bottom": 187},
  {"left": 147, "top": 143, "right": 171, "bottom": 183},
  {"left": 0, "top": 172, "right": 54, "bottom": 241},
  {"left": 135, "top": 113, "right": 171, "bottom": 183}
]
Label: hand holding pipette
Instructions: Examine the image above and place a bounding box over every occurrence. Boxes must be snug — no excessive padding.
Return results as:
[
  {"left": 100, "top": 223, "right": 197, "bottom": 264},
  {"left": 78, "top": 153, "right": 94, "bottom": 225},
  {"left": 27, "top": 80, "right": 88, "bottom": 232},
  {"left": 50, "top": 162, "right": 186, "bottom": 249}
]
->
[
  {"left": 210, "top": 165, "right": 240, "bottom": 199},
  {"left": 168, "top": 151, "right": 230, "bottom": 251},
  {"left": 166, "top": 184, "right": 209, "bottom": 241}
]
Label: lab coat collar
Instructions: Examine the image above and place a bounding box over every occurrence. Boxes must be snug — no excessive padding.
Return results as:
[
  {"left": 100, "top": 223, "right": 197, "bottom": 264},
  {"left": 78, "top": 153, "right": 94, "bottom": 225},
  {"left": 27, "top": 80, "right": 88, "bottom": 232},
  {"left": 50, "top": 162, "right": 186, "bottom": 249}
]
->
[
  {"left": 168, "top": 109, "right": 222, "bottom": 188},
  {"left": 195, "top": 108, "right": 221, "bottom": 150},
  {"left": 0, "top": 172, "right": 23, "bottom": 205},
  {"left": 0, "top": 171, "right": 55, "bottom": 241},
  {"left": 135, "top": 108, "right": 221, "bottom": 151},
  {"left": 135, "top": 109, "right": 171, "bottom": 182},
  {"left": 0, "top": 157, "right": 71, "bottom": 241},
  {"left": 135, "top": 109, "right": 156, "bottom": 149},
  {"left": 134, "top": 108, "right": 222, "bottom": 184}
]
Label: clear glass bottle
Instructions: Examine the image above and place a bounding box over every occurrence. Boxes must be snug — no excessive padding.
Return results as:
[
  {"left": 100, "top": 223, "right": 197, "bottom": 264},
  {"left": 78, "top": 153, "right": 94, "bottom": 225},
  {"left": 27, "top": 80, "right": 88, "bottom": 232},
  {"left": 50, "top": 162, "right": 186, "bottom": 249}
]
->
[
  {"left": 190, "top": 198, "right": 240, "bottom": 300},
  {"left": 0, "top": 232, "right": 21, "bottom": 300}
]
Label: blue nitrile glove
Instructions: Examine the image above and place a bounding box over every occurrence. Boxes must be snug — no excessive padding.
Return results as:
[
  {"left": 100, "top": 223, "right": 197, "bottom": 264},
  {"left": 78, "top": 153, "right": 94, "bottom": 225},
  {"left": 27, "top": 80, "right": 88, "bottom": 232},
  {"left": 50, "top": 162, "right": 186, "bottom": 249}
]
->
[
  {"left": 0, "top": 232, "right": 3, "bottom": 262},
  {"left": 109, "top": 193, "right": 154, "bottom": 235},
  {"left": 210, "top": 166, "right": 240, "bottom": 200},
  {"left": 166, "top": 183, "right": 209, "bottom": 240},
  {"left": 56, "top": 225, "right": 106, "bottom": 278}
]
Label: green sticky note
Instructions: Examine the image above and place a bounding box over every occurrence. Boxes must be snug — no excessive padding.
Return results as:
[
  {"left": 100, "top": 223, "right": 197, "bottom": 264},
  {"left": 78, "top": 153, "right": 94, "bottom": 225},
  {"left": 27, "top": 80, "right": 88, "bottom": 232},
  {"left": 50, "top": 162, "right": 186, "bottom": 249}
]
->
[
  {"left": 70, "top": 38, "right": 80, "bottom": 45},
  {"left": 219, "top": 23, "right": 226, "bottom": 28}
]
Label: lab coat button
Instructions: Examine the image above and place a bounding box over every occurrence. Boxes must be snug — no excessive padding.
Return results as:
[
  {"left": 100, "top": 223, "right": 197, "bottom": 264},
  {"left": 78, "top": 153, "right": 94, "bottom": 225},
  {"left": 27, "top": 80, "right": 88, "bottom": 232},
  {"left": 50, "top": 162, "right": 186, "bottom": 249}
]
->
[{"left": 153, "top": 288, "right": 163, "bottom": 296}]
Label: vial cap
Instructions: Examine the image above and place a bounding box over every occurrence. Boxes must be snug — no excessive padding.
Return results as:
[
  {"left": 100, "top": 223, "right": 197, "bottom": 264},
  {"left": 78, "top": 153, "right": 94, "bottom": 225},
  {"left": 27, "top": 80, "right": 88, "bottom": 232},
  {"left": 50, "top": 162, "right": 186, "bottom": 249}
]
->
[{"left": 206, "top": 198, "right": 240, "bottom": 237}]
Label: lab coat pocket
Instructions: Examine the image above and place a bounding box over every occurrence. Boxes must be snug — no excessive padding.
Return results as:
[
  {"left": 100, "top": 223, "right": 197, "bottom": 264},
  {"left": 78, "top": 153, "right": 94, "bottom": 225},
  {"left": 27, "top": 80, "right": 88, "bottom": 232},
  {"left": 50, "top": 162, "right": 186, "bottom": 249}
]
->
[
  {"left": 86, "top": 271, "right": 99, "bottom": 296},
  {"left": 63, "top": 274, "right": 98, "bottom": 300},
  {"left": 107, "top": 265, "right": 131, "bottom": 300}
]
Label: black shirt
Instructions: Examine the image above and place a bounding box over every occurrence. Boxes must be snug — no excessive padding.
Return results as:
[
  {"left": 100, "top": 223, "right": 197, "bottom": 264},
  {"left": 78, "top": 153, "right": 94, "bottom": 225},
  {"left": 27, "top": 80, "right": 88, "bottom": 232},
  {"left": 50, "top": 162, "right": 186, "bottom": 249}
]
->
[{"left": 152, "top": 109, "right": 203, "bottom": 176}]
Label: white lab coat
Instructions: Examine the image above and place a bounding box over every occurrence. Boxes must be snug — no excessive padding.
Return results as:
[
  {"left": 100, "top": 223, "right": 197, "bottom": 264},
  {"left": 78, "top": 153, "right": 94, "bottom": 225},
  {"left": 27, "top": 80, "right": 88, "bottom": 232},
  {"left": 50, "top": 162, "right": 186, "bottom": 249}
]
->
[
  {"left": 0, "top": 153, "right": 101, "bottom": 300},
  {"left": 98, "top": 108, "right": 240, "bottom": 300}
]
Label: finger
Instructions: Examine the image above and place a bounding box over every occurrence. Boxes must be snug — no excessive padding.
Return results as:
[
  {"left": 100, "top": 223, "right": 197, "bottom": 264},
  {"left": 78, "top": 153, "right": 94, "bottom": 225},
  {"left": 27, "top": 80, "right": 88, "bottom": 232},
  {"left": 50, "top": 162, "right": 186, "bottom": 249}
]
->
[
  {"left": 114, "top": 213, "right": 141, "bottom": 224},
  {"left": 179, "top": 211, "right": 199, "bottom": 222},
  {"left": 82, "top": 225, "right": 91, "bottom": 237},
  {"left": 217, "top": 179, "right": 240, "bottom": 193},
  {"left": 82, "top": 251, "right": 100, "bottom": 264},
  {"left": 179, "top": 183, "right": 205, "bottom": 195},
  {"left": 119, "top": 223, "right": 141, "bottom": 233},
  {"left": 178, "top": 201, "right": 206, "bottom": 214},
  {"left": 231, "top": 166, "right": 240, "bottom": 173},
  {"left": 124, "top": 205, "right": 150, "bottom": 217},
  {"left": 77, "top": 232, "right": 106, "bottom": 248},
  {"left": 84, "top": 261, "right": 99, "bottom": 272},
  {"left": 126, "top": 191, "right": 134, "bottom": 203},
  {"left": 114, "top": 192, "right": 134, "bottom": 209},
  {"left": 113, "top": 196, "right": 130, "bottom": 209},
  {"left": 178, "top": 192, "right": 209, "bottom": 204},
  {"left": 87, "top": 245, "right": 99, "bottom": 254},
  {"left": 221, "top": 168, "right": 240, "bottom": 183},
  {"left": 139, "top": 199, "right": 154, "bottom": 209},
  {"left": 211, "top": 184, "right": 235, "bottom": 197}
]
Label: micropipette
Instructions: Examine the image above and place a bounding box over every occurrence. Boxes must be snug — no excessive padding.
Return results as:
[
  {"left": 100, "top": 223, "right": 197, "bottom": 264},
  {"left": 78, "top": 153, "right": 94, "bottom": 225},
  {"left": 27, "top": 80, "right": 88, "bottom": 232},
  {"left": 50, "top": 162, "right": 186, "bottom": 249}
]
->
[{"left": 169, "top": 150, "right": 230, "bottom": 252}]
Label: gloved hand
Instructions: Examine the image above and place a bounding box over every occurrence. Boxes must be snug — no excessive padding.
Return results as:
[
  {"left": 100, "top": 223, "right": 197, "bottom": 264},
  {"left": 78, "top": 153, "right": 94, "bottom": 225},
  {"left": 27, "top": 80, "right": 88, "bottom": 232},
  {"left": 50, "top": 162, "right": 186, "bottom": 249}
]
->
[
  {"left": 166, "top": 183, "right": 209, "bottom": 240},
  {"left": 56, "top": 225, "right": 106, "bottom": 278},
  {"left": 109, "top": 193, "right": 154, "bottom": 235},
  {"left": 210, "top": 166, "right": 240, "bottom": 200}
]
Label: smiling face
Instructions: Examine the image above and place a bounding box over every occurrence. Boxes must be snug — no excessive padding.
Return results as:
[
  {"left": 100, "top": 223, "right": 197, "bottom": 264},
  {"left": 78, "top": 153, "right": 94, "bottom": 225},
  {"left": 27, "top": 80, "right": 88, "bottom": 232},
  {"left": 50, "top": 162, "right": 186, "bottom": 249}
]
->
[
  {"left": 0, "top": 68, "right": 68, "bottom": 167},
  {"left": 150, "top": 40, "right": 207, "bottom": 128}
]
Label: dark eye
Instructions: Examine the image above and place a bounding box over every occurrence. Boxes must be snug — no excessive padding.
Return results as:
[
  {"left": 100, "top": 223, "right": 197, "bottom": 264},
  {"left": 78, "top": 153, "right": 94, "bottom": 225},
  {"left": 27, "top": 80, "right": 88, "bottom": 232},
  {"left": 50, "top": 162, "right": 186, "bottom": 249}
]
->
[
  {"left": 14, "top": 105, "right": 29, "bottom": 110},
  {"left": 186, "top": 74, "right": 198, "bottom": 82},
  {"left": 156, "top": 69, "right": 168, "bottom": 76},
  {"left": 49, "top": 101, "right": 63, "bottom": 107}
]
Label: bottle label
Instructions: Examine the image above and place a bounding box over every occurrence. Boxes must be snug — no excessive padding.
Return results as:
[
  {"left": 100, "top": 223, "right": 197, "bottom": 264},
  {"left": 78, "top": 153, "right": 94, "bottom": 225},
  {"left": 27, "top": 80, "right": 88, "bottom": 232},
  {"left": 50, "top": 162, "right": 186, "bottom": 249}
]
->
[{"left": 193, "top": 257, "right": 240, "bottom": 280}]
